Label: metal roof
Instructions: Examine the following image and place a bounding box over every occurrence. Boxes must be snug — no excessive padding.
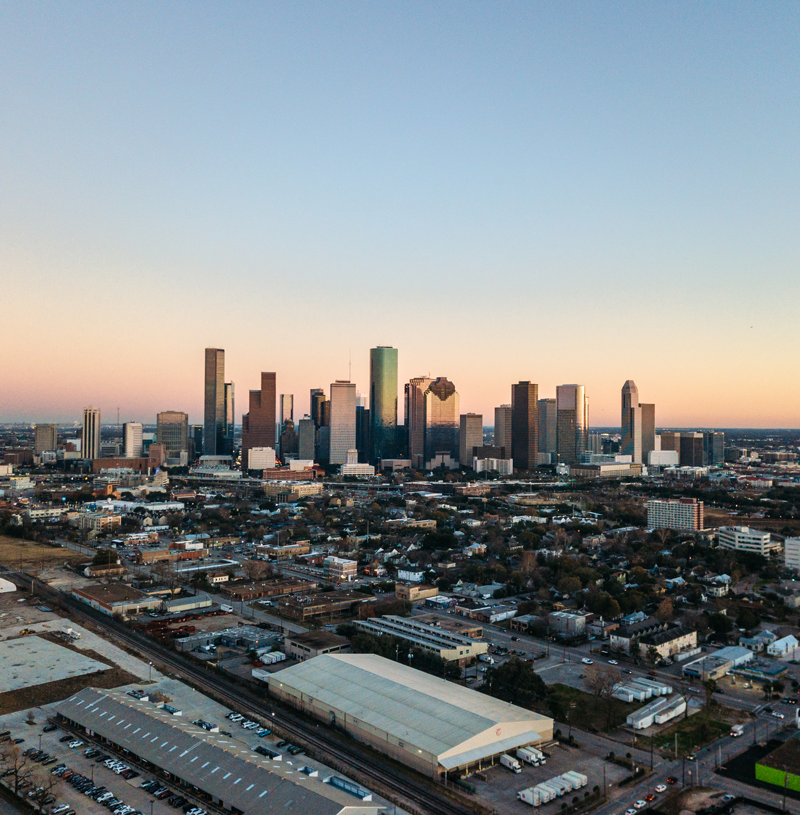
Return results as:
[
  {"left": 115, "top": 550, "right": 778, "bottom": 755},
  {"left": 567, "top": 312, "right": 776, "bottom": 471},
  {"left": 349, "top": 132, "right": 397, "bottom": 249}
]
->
[
  {"left": 54, "top": 688, "right": 381, "bottom": 815},
  {"left": 268, "top": 654, "right": 551, "bottom": 763}
]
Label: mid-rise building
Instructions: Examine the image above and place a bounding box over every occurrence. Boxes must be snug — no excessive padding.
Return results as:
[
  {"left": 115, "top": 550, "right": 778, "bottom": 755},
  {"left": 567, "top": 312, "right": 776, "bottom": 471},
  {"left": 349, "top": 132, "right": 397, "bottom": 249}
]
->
[
  {"left": 82, "top": 406, "right": 101, "bottom": 460},
  {"left": 203, "top": 348, "right": 225, "bottom": 456},
  {"left": 556, "top": 384, "right": 588, "bottom": 464},
  {"left": 241, "top": 372, "right": 276, "bottom": 471},
  {"left": 329, "top": 381, "right": 356, "bottom": 466},
  {"left": 247, "top": 447, "right": 276, "bottom": 470},
  {"left": 459, "top": 413, "right": 483, "bottom": 467},
  {"left": 369, "top": 346, "right": 398, "bottom": 463},
  {"left": 424, "top": 377, "right": 459, "bottom": 467},
  {"left": 123, "top": 422, "right": 143, "bottom": 458},
  {"left": 324, "top": 556, "right": 358, "bottom": 583},
  {"left": 641, "top": 403, "right": 656, "bottom": 458},
  {"left": 785, "top": 538, "right": 800, "bottom": 573},
  {"left": 511, "top": 381, "right": 538, "bottom": 471},
  {"left": 156, "top": 412, "right": 189, "bottom": 465},
  {"left": 718, "top": 526, "right": 780, "bottom": 556},
  {"left": 647, "top": 498, "right": 704, "bottom": 531},
  {"left": 405, "top": 376, "right": 433, "bottom": 468},
  {"left": 494, "top": 404, "right": 512, "bottom": 451},
  {"left": 703, "top": 431, "right": 725, "bottom": 466},
  {"left": 341, "top": 449, "right": 375, "bottom": 477},
  {"left": 680, "top": 432, "right": 704, "bottom": 467},
  {"left": 34, "top": 423, "right": 58, "bottom": 454}
]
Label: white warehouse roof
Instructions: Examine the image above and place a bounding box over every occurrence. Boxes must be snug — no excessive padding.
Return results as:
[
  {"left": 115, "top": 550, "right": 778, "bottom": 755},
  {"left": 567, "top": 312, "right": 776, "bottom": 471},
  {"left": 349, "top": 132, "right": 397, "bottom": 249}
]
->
[{"left": 268, "top": 654, "right": 552, "bottom": 772}]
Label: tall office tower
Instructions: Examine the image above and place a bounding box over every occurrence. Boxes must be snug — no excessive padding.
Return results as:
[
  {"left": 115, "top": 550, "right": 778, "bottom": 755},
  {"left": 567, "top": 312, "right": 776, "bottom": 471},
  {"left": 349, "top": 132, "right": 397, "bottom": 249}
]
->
[
  {"left": 329, "top": 381, "right": 356, "bottom": 465},
  {"left": 404, "top": 376, "right": 433, "bottom": 468},
  {"left": 680, "top": 432, "right": 704, "bottom": 466},
  {"left": 621, "top": 380, "right": 643, "bottom": 463},
  {"left": 511, "top": 382, "right": 539, "bottom": 471},
  {"left": 241, "top": 373, "right": 277, "bottom": 471},
  {"left": 156, "top": 412, "right": 189, "bottom": 465},
  {"left": 423, "top": 377, "right": 460, "bottom": 465},
  {"left": 310, "top": 389, "right": 325, "bottom": 428},
  {"left": 223, "top": 382, "right": 235, "bottom": 454},
  {"left": 641, "top": 403, "right": 656, "bottom": 459},
  {"left": 369, "top": 346, "right": 398, "bottom": 463},
  {"left": 203, "top": 348, "right": 225, "bottom": 456},
  {"left": 82, "top": 407, "right": 101, "bottom": 460},
  {"left": 703, "top": 431, "right": 725, "bottom": 466},
  {"left": 459, "top": 414, "right": 483, "bottom": 467},
  {"left": 34, "top": 424, "right": 58, "bottom": 454},
  {"left": 280, "top": 394, "right": 294, "bottom": 435},
  {"left": 190, "top": 425, "right": 204, "bottom": 458},
  {"left": 555, "top": 384, "right": 588, "bottom": 464},
  {"left": 320, "top": 400, "right": 331, "bottom": 427},
  {"left": 356, "top": 403, "right": 370, "bottom": 462},
  {"left": 494, "top": 405, "right": 512, "bottom": 451},
  {"left": 279, "top": 419, "right": 299, "bottom": 461},
  {"left": 123, "top": 422, "right": 143, "bottom": 458},
  {"left": 298, "top": 416, "right": 316, "bottom": 461},
  {"left": 537, "top": 398, "right": 557, "bottom": 454},
  {"left": 660, "top": 431, "right": 681, "bottom": 454}
]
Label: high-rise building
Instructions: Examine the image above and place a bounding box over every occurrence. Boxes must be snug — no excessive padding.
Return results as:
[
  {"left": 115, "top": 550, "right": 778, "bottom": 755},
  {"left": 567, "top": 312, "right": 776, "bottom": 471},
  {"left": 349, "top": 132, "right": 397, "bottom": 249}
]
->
[
  {"left": 647, "top": 499, "right": 704, "bottom": 531},
  {"left": 703, "top": 431, "right": 725, "bottom": 466},
  {"left": 679, "top": 432, "right": 704, "bottom": 467},
  {"left": 511, "top": 382, "right": 538, "bottom": 471},
  {"left": 660, "top": 431, "right": 681, "bottom": 454},
  {"left": 280, "top": 394, "right": 294, "bottom": 434},
  {"left": 123, "top": 422, "right": 143, "bottom": 458},
  {"left": 279, "top": 419, "right": 299, "bottom": 461},
  {"left": 494, "top": 405, "right": 512, "bottom": 452},
  {"left": 190, "top": 425, "right": 204, "bottom": 459},
  {"left": 356, "top": 402, "right": 370, "bottom": 463},
  {"left": 223, "top": 382, "right": 235, "bottom": 455},
  {"left": 556, "top": 384, "right": 588, "bottom": 464},
  {"left": 423, "top": 377, "right": 459, "bottom": 466},
  {"left": 537, "top": 398, "right": 557, "bottom": 455},
  {"left": 329, "top": 381, "right": 356, "bottom": 466},
  {"left": 203, "top": 348, "right": 225, "bottom": 456},
  {"left": 404, "top": 376, "right": 433, "bottom": 468},
  {"left": 621, "top": 380, "right": 642, "bottom": 463},
  {"left": 310, "top": 389, "right": 325, "bottom": 428},
  {"left": 34, "top": 424, "right": 58, "bottom": 455},
  {"left": 82, "top": 407, "right": 101, "bottom": 460},
  {"left": 298, "top": 416, "right": 316, "bottom": 461},
  {"left": 369, "top": 346, "right": 398, "bottom": 463},
  {"left": 459, "top": 414, "right": 483, "bottom": 467},
  {"left": 156, "top": 412, "right": 189, "bottom": 465},
  {"left": 241, "top": 373, "right": 277, "bottom": 471},
  {"left": 641, "top": 404, "right": 656, "bottom": 459}
]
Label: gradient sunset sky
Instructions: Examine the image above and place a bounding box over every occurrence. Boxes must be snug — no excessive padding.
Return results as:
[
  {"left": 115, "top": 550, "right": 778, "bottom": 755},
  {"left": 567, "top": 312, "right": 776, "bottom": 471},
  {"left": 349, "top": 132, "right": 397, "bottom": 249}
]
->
[{"left": 1, "top": 2, "right": 798, "bottom": 428}]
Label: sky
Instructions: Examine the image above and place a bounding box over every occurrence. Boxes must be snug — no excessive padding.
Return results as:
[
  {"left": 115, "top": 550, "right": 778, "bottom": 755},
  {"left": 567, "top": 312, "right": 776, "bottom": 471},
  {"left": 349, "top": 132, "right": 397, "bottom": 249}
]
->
[{"left": 1, "top": 2, "right": 798, "bottom": 428}]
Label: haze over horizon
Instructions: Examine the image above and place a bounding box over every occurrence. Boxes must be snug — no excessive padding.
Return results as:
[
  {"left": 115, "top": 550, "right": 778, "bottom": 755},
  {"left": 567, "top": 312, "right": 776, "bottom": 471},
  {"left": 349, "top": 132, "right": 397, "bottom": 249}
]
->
[{"left": 1, "top": 3, "right": 798, "bottom": 428}]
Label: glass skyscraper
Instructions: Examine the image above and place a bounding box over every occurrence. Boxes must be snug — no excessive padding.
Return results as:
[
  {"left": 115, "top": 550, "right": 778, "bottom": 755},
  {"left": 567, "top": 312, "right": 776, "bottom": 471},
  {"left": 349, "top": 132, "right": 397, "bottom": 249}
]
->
[
  {"left": 369, "top": 346, "right": 398, "bottom": 463},
  {"left": 204, "top": 348, "right": 225, "bottom": 456},
  {"left": 423, "top": 377, "right": 459, "bottom": 465},
  {"left": 556, "top": 384, "right": 589, "bottom": 464},
  {"left": 405, "top": 376, "right": 433, "bottom": 468}
]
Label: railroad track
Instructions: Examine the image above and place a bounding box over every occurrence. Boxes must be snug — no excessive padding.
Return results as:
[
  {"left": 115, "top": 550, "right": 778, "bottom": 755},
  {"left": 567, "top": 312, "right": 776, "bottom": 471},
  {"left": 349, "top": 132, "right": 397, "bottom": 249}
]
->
[{"left": 3, "top": 567, "right": 485, "bottom": 815}]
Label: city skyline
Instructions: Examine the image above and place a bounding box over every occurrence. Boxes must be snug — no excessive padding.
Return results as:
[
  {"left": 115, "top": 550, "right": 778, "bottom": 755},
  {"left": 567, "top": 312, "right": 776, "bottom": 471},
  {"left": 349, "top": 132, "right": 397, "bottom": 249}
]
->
[{"left": 1, "top": 4, "right": 798, "bottom": 428}]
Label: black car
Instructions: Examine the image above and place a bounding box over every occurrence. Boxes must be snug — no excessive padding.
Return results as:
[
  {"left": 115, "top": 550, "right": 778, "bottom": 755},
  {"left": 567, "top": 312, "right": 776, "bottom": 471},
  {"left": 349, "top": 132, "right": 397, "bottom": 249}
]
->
[
  {"left": 43, "top": 724, "right": 58, "bottom": 733},
  {"left": 59, "top": 735, "right": 73, "bottom": 743}
]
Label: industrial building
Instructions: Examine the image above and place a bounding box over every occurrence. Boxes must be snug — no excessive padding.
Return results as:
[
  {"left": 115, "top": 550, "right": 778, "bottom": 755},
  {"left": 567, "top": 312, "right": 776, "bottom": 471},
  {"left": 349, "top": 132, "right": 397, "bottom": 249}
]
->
[
  {"left": 55, "top": 688, "right": 382, "bottom": 815},
  {"left": 353, "top": 616, "right": 488, "bottom": 662},
  {"left": 626, "top": 696, "right": 686, "bottom": 730},
  {"left": 267, "top": 654, "right": 553, "bottom": 777},
  {"left": 71, "top": 584, "right": 162, "bottom": 618}
]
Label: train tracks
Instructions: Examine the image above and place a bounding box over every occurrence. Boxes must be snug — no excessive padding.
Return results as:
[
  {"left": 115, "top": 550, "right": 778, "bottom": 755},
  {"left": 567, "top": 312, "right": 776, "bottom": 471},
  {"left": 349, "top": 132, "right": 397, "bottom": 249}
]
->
[{"left": 3, "top": 568, "right": 484, "bottom": 815}]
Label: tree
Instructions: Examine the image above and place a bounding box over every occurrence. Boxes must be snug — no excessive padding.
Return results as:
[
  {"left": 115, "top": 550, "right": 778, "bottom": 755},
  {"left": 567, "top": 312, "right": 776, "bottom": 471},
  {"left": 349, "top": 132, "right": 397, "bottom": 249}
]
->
[
  {"left": 709, "top": 613, "right": 734, "bottom": 635},
  {"left": 242, "top": 559, "right": 268, "bottom": 582},
  {"left": 655, "top": 598, "right": 674, "bottom": 623},
  {"left": 646, "top": 646, "right": 660, "bottom": 665},
  {"left": 483, "top": 657, "right": 548, "bottom": 708},
  {"left": 584, "top": 664, "right": 623, "bottom": 730},
  {"left": 556, "top": 575, "right": 581, "bottom": 596},
  {"left": 0, "top": 741, "right": 35, "bottom": 795},
  {"left": 703, "top": 678, "right": 718, "bottom": 708},
  {"left": 736, "top": 608, "right": 760, "bottom": 631}
]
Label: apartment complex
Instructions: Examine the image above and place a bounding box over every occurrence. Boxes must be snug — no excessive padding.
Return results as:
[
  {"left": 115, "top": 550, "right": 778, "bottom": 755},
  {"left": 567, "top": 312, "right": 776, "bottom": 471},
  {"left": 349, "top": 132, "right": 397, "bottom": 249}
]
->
[{"left": 647, "top": 498, "right": 704, "bottom": 531}]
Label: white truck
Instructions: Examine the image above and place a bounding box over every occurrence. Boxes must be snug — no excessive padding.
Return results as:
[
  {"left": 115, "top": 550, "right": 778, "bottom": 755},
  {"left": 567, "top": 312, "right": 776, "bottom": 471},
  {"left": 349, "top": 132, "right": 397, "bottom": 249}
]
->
[
  {"left": 534, "top": 782, "right": 556, "bottom": 803},
  {"left": 730, "top": 724, "right": 744, "bottom": 737},
  {"left": 500, "top": 753, "right": 522, "bottom": 773},
  {"left": 539, "top": 780, "right": 563, "bottom": 798},
  {"left": 517, "top": 787, "right": 541, "bottom": 807},
  {"left": 563, "top": 771, "right": 587, "bottom": 788},
  {"left": 479, "top": 654, "right": 495, "bottom": 664},
  {"left": 517, "top": 747, "right": 541, "bottom": 766}
]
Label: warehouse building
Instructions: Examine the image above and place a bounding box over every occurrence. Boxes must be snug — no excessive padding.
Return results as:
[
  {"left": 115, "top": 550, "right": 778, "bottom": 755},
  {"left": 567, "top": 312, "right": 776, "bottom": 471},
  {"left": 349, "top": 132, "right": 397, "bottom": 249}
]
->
[
  {"left": 55, "top": 688, "right": 382, "bottom": 814},
  {"left": 71, "top": 584, "right": 162, "bottom": 618},
  {"left": 267, "top": 653, "right": 552, "bottom": 777},
  {"left": 353, "top": 616, "right": 487, "bottom": 663}
]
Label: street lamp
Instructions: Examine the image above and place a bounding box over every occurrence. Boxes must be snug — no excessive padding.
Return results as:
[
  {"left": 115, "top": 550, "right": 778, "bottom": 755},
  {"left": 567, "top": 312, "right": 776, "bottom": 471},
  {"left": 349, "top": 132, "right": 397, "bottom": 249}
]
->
[{"left": 149, "top": 661, "right": 153, "bottom": 682}]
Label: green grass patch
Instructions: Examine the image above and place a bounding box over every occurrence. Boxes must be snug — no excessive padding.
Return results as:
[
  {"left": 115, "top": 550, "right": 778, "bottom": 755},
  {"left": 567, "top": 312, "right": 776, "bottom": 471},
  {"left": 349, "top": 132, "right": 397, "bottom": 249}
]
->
[
  {"left": 547, "top": 683, "right": 633, "bottom": 732},
  {"left": 638, "top": 708, "right": 731, "bottom": 757}
]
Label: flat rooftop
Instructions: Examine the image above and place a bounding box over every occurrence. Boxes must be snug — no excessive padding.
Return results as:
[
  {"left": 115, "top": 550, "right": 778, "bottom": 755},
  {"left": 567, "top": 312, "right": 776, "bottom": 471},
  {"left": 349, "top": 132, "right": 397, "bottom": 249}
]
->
[
  {"left": 74, "top": 584, "right": 151, "bottom": 603},
  {"left": 758, "top": 739, "right": 800, "bottom": 774},
  {"left": 0, "top": 636, "right": 110, "bottom": 692}
]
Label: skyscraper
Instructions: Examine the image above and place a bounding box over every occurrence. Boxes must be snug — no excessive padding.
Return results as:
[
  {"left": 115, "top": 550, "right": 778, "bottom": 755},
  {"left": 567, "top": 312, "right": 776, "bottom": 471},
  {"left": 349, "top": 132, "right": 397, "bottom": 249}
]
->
[
  {"left": 329, "top": 381, "right": 356, "bottom": 465},
  {"left": 459, "top": 413, "right": 483, "bottom": 467},
  {"left": 556, "top": 384, "right": 588, "bottom": 464},
  {"left": 369, "top": 346, "right": 398, "bottom": 463},
  {"left": 641, "top": 403, "right": 656, "bottom": 459},
  {"left": 157, "top": 412, "right": 189, "bottom": 465},
  {"left": 423, "top": 377, "right": 459, "bottom": 466},
  {"left": 34, "top": 424, "right": 58, "bottom": 455},
  {"left": 537, "top": 398, "right": 557, "bottom": 455},
  {"left": 298, "top": 416, "right": 316, "bottom": 461},
  {"left": 223, "top": 382, "right": 235, "bottom": 455},
  {"left": 494, "top": 405, "right": 512, "bottom": 452},
  {"left": 310, "top": 389, "right": 325, "bottom": 428},
  {"left": 621, "top": 380, "right": 642, "bottom": 463},
  {"left": 511, "top": 382, "right": 538, "bottom": 471},
  {"left": 280, "top": 394, "right": 294, "bottom": 435},
  {"left": 203, "top": 348, "right": 225, "bottom": 456},
  {"left": 82, "top": 407, "right": 101, "bottom": 460},
  {"left": 123, "top": 422, "right": 143, "bottom": 458},
  {"left": 404, "top": 376, "right": 433, "bottom": 468},
  {"left": 241, "top": 372, "right": 276, "bottom": 471},
  {"left": 703, "top": 431, "right": 725, "bottom": 466}
]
